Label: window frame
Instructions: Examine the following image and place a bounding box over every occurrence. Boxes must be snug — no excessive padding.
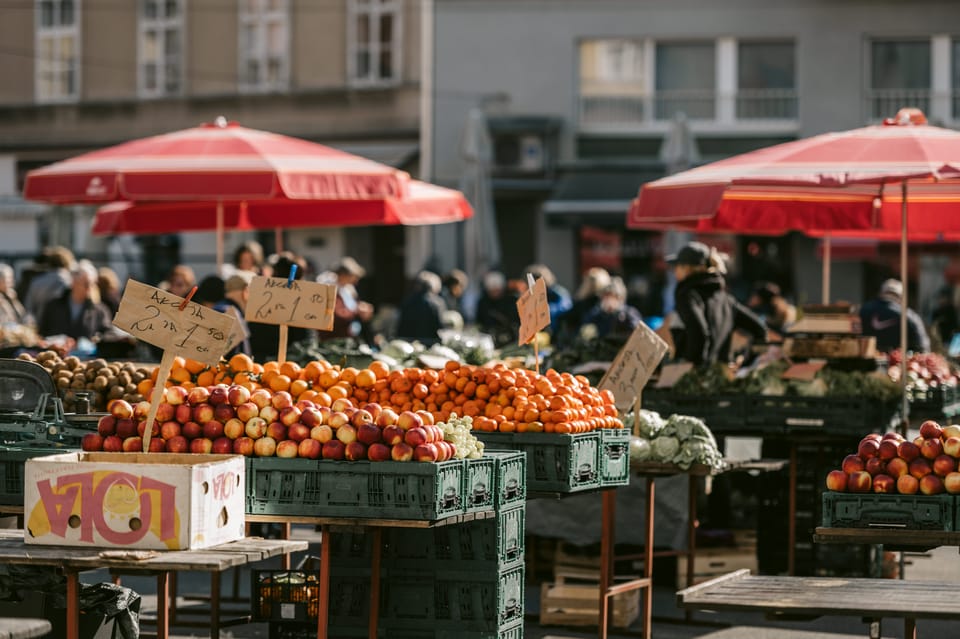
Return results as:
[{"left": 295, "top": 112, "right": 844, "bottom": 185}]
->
[
  {"left": 238, "top": 0, "right": 291, "bottom": 94},
  {"left": 346, "top": 0, "right": 403, "bottom": 88},
  {"left": 137, "top": 0, "right": 185, "bottom": 99},
  {"left": 865, "top": 37, "right": 933, "bottom": 122},
  {"left": 34, "top": 0, "right": 81, "bottom": 104}
]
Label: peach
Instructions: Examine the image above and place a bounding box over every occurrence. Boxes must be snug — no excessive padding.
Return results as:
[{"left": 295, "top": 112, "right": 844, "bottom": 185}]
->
[
  {"left": 287, "top": 423, "right": 311, "bottom": 443},
  {"left": 310, "top": 424, "right": 333, "bottom": 444},
  {"left": 344, "top": 441, "right": 367, "bottom": 461},
  {"left": 298, "top": 439, "right": 322, "bottom": 460},
  {"left": 276, "top": 439, "right": 300, "bottom": 458},
  {"left": 212, "top": 437, "right": 234, "bottom": 454},
  {"left": 847, "top": 470, "right": 872, "bottom": 493},
  {"left": 872, "top": 474, "right": 896, "bottom": 493},
  {"left": 367, "top": 442, "right": 391, "bottom": 461},
  {"left": 321, "top": 440, "right": 345, "bottom": 460},
  {"left": 897, "top": 474, "right": 920, "bottom": 494},
  {"left": 919, "top": 420, "right": 943, "bottom": 440},
  {"left": 190, "top": 437, "right": 213, "bottom": 454},
  {"left": 254, "top": 436, "right": 278, "bottom": 457}
]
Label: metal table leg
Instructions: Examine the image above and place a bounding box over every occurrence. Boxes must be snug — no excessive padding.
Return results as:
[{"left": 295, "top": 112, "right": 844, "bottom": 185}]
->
[
  {"left": 369, "top": 528, "right": 383, "bottom": 639},
  {"left": 66, "top": 570, "right": 80, "bottom": 639},
  {"left": 642, "top": 477, "right": 655, "bottom": 639},
  {"left": 599, "top": 488, "right": 615, "bottom": 639},
  {"left": 788, "top": 444, "right": 797, "bottom": 575},
  {"left": 210, "top": 571, "right": 221, "bottom": 639},
  {"left": 904, "top": 617, "right": 917, "bottom": 639},
  {"left": 156, "top": 572, "right": 170, "bottom": 639},
  {"left": 317, "top": 524, "right": 331, "bottom": 639}
]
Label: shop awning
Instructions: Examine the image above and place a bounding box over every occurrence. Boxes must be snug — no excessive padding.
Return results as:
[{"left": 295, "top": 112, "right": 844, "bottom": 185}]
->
[{"left": 543, "top": 164, "right": 666, "bottom": 226}]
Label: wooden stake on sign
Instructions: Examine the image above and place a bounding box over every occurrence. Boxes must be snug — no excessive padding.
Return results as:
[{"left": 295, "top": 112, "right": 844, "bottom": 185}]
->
[
  {"left": 276, "top": 265, "right": 297, "bottom": 364},
  {"left": 516, "top": 275, "right": 550, "bottom": 375},
  {"left": 527, "top": 274, "right": 539, "bottom": 374},
  {"left": 141, "top": 285, "right": 197, "bottom": 453}
]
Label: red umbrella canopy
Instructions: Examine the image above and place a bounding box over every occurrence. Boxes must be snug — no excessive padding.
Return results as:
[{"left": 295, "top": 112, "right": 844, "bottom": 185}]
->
[
  {"left": 627, "top": 108, "right": 960, "bottom": 235},
  {"left": 91, "top": 181, "right": 473, "bottom": 236},
  {"left": 24, "top": 117, "right": 410, "bottom": 203}
]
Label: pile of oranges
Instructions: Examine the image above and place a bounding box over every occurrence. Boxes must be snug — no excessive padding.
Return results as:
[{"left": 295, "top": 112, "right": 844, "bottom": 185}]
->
[{"left": 150, "top": 355, "right": 623, "bottom": 434}]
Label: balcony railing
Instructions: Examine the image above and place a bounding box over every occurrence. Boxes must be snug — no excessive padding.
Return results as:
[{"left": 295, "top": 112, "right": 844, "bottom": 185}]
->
[
  {"left": 865, "top": 90, "right": 931, "bottom": 121},
  {"left": 579, "top": 89, "right": 798, "bottom": 128},
  {"left": 953, "top": 90, "right": 960, "bottom": 120}
]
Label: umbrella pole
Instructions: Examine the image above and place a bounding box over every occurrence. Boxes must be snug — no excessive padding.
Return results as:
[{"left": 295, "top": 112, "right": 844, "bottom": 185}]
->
[
  {"left": 900, "top": 182, "right": 909, "bottom": 435},
  {"left": 822, "top": 234, "right": 831, "bottom": 304},
  {"left": 275, "top": 227, "right": 284, "bottom": 253},
  {"left": 216, "top": 200, "right": 225, "bottom": 277}
]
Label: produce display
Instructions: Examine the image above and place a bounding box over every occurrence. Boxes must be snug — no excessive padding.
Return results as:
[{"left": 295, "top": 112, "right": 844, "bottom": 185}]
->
[
  {"left": 17, "top": 351, "right": 153, "bottom": 411},
  {"left": 824, "top": 420, "right": 960, "bottom": 495},
  {"left": 624, "top": 409, "right": 725, "bottom": 473}
]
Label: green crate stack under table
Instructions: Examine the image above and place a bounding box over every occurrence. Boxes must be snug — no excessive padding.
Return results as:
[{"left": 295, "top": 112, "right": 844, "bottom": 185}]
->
[{"left": 0, "top": 444, "right": 76, "bottom": 505}]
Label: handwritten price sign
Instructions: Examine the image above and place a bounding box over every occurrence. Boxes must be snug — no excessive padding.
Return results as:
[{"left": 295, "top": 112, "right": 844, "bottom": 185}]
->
[
  {"left": 598, "top": 322, "right": 669, "bottom": 410},
  {"left": 113, "top": 280, "right": 234, "bottom": 367},
  {"left": 246, "top": 276, "right": 337, "bottom": 331},
  {"left": 516, "top": 277, "right": 550, "bottom": 346}
]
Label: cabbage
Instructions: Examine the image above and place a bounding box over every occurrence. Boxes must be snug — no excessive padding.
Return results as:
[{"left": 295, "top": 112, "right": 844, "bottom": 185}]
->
[
  {"left": 649, "top": 436, "right": 680, "bottom": 461},
  {"left": 635, "top": 410, "right": 665, "bottom": 439},
  {"left": 629, "top": 437, "right": 651, "bottom": 464}
]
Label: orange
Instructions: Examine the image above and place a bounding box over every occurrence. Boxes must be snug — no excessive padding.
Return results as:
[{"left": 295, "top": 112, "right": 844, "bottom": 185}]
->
[
  {"left": 368, "top": 360, "right": 390, "bottom": 380},
  {"left": 172, "top": 356, "right": 187, "bottom": 371},
  {"left": 312, "top": 391, "right": 332, "bottom": 407},
  {"left": 184, "top": 358, "right": 207, "bottom": 375},
  {"left": 268, "top": 374, "right": 292, "bottom": 393},
  {"left": 136, "top": 378, "right": 154, "bottom": 397},
  {"left": 318, "top": 369, "right": 340, "bottom": 389},
  {"left": 339, "top": 367, "right": 359, "bottom": 385},
  {"left": 196, "top": 370, "right": 216, "bottom": 387},
  {"left": 170, "top": 367, "right": 192, "bottom": 384},
  {"left": 262, "top": 361, "right": 281, "bottom": 374},
  {"left": 352, "top": 388, "right": 369, "bottom": 403},
  {"left": 290, "top": 379, "right": 310, "bottom": 399},
  {"left": 412, "top": 383, "right": 429, "bottom": 400},
  {"left": 303, "top": 361, "right": 325, "bottom": 382},
  {"left": 422, "top": 369, "right": 440, "bottom": 385},
  {"left": 280, "top": 361, "right": 301, "bottom": 379},
  {"left": 404, "top": 367, "right": 423, "bottom": 382},
  {"left": 444, "top": 360, "right": 460, "bottom": 372},
  {"left": 327, "top": 385, "right": 349, "bottom": 401},
  {"left": 355, "top": 368, "right": 377, "bottom": 388}
]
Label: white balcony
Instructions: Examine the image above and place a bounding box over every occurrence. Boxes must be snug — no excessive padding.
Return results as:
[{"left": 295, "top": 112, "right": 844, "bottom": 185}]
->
[{"left": 865, "top": 89, "right": 931, "bottom": 121}]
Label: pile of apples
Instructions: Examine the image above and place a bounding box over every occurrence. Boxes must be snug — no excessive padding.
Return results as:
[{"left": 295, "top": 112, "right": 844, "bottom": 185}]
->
[
  {"left": 81, "top": 383, "right": 457, "bottom": 462},
  {"left": 825, "top": 420, "right": 960, "bottom": 495}
]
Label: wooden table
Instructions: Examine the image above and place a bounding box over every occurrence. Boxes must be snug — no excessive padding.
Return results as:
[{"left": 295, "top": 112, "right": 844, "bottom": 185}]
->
[
  {"left": 677, "top": 568, "right": 960, "bottom": 638},
  {"left": 0, "top": 619, "right": 52, "bottom": 639},
  {"left": 814, "top": 527, "right": 960, "bottom": 552},
  {"left": 249, "top": 511, "right": 496, "bottom": 639},
  {"left": 0, "top": 530, "right": 307, "bottom": 639}
]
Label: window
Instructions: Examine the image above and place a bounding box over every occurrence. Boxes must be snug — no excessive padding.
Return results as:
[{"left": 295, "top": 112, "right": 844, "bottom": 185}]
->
[
  {"left": 239, "top": 0, "right": 290, "bottom": 92},
  {"left": 655, "top": 42, "right": 715, "bottom": 120},
  {"left": 737, "top": 41, "right": 796, "bottom": 119},
  {"left": 35, "top": 0, "right": 79, "bottom": 102},
  {"left": 579, "top": 39, "right": 648, "bottom": 125},
  {"left": 347, "top": 0, "right": 402, "bottom": 87},
  {"left": 138, "top": 0, "right": 183, "bottom": 97},
  {"left": 869, "top": 40, "right": 931, "bottom": 118},
  {"left": 952, "top": 38, "right": 960, "bottom": 119}
]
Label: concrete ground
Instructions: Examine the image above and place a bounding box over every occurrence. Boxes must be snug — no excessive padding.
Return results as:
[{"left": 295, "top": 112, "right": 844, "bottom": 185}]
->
[{"left": 89, "top": 526, "right": 960, "bottom": 639}]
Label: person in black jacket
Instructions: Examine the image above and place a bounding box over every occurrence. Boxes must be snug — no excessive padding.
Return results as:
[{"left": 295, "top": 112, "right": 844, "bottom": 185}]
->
[
  {"left": 39, "top": 260, "right": 113, "bottom": 341},
  {"left": 859, "top": 278, "right": 930, "bottom": 353},
  {"left": 668, "top": 241, "right": 765, "bottom": 366},
  {"left": 396, "top": 271, "right": 447, "bottom": 344}
]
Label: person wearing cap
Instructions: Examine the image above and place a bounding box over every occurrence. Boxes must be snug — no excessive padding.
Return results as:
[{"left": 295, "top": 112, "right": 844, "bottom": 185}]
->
[
  {"left": 214, "top": 272, "right": 253, "bottom": 357},
  {"left": 326, "top": 256, "right": 374, "bottom": 341},
  {"left": 859, "top": 279, "right": 930, "bottom": 353},
  {"left": 668, "top": 241, "right": 766, "bottom": 366}
]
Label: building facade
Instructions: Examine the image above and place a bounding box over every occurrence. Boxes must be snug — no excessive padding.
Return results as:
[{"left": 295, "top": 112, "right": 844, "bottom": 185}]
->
[{"left": 430, "top": 0, "right": 960, "bottom": 316}]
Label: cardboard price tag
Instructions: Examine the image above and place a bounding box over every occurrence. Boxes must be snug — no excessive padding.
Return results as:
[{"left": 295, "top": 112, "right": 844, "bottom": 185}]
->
[
  {"left": 655, "top": 362, "right": 694, "bottom": 389},
  {"left": 246, "top": 276, "right": 337, "bottom": 331},
  {"left": 113, "top": 280, "right": 234, "bottom": 367},
  {"left": 516, "top": 277, "right": 550, "bottom": 345},
  {"left": 782, "top": 361, "right": 827, "bottom": 381},
  {"left": 598, "top": 323, "right": 669, "bottom": 410}
]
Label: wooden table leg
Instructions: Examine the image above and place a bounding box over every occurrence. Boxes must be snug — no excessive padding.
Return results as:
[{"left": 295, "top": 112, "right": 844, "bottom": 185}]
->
[
  {"left": 318, "top": 524, "right": 331, "bottom": 639},
  {"left": 599, "top": 488, "right": 615, "bottom": 639},
  {"left": 904, "top": 617, "right": 917, "bottom": 639},
  {"left": 369, "top": 528, "right": 383, "bottom": 639},
  {"left": 685, "top": 473, "right": 698, "bottom": 622},
  {"left": 66, "top": 570, "right": 80, "bottom": 639},
  {"left": 168, "top": 572, "right": 178, "bottom": 625},
  {"left": 642, "top": 476, "right": 655, "bottom": 639},
  {"left": 210, "top": 572, "right": 221, "bottom": 639},
  {"left": 156, "top": 572, "right": 170, "bottom": 639},
  {"left": 788, "top": 443, "right": 797, "bottom": 575},
  {"left": 282, "top": 522, "right": 292, "bottom": 570}
]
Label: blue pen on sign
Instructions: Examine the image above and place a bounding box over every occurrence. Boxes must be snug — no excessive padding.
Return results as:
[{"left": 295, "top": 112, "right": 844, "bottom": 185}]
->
[{"left": 287, "top": 265, "right": 297, "bottom": 288}]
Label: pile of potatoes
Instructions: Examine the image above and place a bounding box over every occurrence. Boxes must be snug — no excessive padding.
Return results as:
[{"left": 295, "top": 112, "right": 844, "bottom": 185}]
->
[{"left": 18, "top": 350, "right": 153, "bottom": 412}]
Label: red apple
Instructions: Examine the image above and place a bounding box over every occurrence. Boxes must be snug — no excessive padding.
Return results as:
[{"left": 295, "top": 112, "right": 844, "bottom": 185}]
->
[
  {"left": 191, "top": 437, "right": 213, "bottom": 454},
  {"left": 921, "top": 438, "right": 944, "bottom": 460},
  {"left": 933, "top": 454, "right": 957, "bottom": 477},
  {"left": 259, "top": 405, "right": 280, "bottom": 424},
  {"left": 164, "top": 435, "right": 188, "bottom": 453},
  {"left": 266, "top": 421, "right": 287, "bottom": 441},
  {"left": 943, "top": 471, "right": 960, "bottom": 494},
  {"left": 123, "top": 436, "right": 143, "bottom": 453},
  {"left": 885, "top": 457, "right": 909, "bottom": 478},
  {"left": 344, "top": 441, "right": 367, "bottom": 461},
  {"left": 336, "top": 423, "right": 358, "bottom": 444},
  {"left": 245, "top": 416, "right": 268, "bottom": 439},
  {"left": 209, "top": 384, "right": 230, "bottom": 406},
  {"left": 356, "top": 422, "right": 382, "bottom": 446},
  {"left": 404, "top": 427, "right": 428, "bottom": 447},
  {"left": 300, "top": 407, "right": 324, "bottom": 428},
  {"left": 351, "top": 409, "right": 374, "bottom": 428},
  {"left": 175, "top": 403, "right": 194, "bottom": 424},
  {"left": 212, "top": 437, "right": 234, "bottom": 454},
  {"left": 414, "top": 443, "right": 439, "bottom": 463},
  {"left": 858, "top": 438, "right": 880, "bottom": 460},
  {"left": 362, "top": 403, "right": 383, "bottom": 422},
  {"left": 415, "top": 410, "right": 435, "bottom": 426},
  {"left": 182, "top": 421, "right": 203, "bottom": 439},
  {"left": 97, "top": 415, "right": 117, "bottom": 436},
  {"left": 148, "top": 438, "right": 166, "bottom": 453},
  {"left": 192, "top": 403, "right": 215, "bottom": 424},
  {"left": 382, "top": 425, "right": 404, "bottom": 446},
  {"left": 863, "top": 433, "right": 882, "bottom": 442},
  {"left": 367, "top": 442, "right": 391, "bottom": 461},
  {"left": 254, "top": 436, "right": 278, "bottom": 457},
  {"left": 872, "top": 474, "right": 896, "bottom": 493},
  {"left": 233, "top": 437, "right": 256, "bottom": 456},
  {"left": 909, "top": 458, "right": 933, "bottom": 479},
  {"left": 102, "top": 435, "right": 123, "bottom": 452},
  {"left": 276, "top": 439, "right": 300, "bottom": 458},
  {"left": 299, "top": 439, "right": 322, "bottom": 460},
  {"left": 391, "top": 442, "right": 414, "bottom": 462},
  {"left": 116, "top": 418, "right": 138, "bottom": 439},
  {"left": 213, "top": 403, "right": 236, "bottom": 424},
  {"left": 881, "top": 431, "right": 904, "bottom": 442},
  {"left": 82, "top": 433, "right": 104, "bottom": 452},
  {"left": 920, "top": 420, "right": 943, "bottom": 440},
  {"left": 250, "top": 388, "right": 273, "bottom": 409},
  {"left": 271, "top": 391, "right": 294, "bottom": 410},
  {"left": 943, "top": 436, "right": 960, "bottom": 458},
  {"left": 203, "top": 420, "right": 225, "bottom": 440},
  {"left": 164, "top": 386, "right": 189, "bottom": 406},
  {"left": 110, "top": 399, "right": 134, "bottom": 420},
  {"left": 897, "top": 474, "right": 920, "bottom": 494},
  {"left": 137, "top": 420, "right": 160, "bottom": 438},
  {"left": 329, "top": 411, "right": 350, "bottom": 430},
  {"left": 865, "top": 457, "right": 886, "bottom": 476},
  {"left": 848, "top": 471, "right": 873, "bottom": 493},
  {"left": 310, "top": 424, "right": 333, "bottom": 443},
  {"left": 227, "top": 384, "right": 251, "bottom": 407},
  {"left": 319, "top": 439, "right": 344, "bottom": 460},
  {"left": 397, "top": 411, "right": 423, "bottom": 432},
  {"left": 920, "top": 474, "right": 945, "bottom": 495},
  {"left": 279, "top": 406, "right": 302, "bottom": 427},
  {"left": 898, "top": 441, "right": 921, "bottom": 463},
  {"left": 376, "top": 408, "right": 399, "bottom": 428},
  {"left": 878, "top": 439, "right": 899, "bottom": 461},
  {"left": 331, "top": 397, "right": 354, "bottom": 413},
  {"left": 187, "top": 386, "right": 211, "bottom": 406},
  {"left": 287, "top": 423, "right": 311, "bottom": 443},
  {"left": 223, "top": 417, "right": 245, "bottom": 439}
]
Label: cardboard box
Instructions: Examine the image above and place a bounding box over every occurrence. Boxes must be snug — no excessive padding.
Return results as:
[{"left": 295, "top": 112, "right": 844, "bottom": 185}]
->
[
  {"left": 677, "top": 547, "right": 758, "bottom": 588},
  {"left": 23, "top": 452, "right": 245, "bottom": 550}
]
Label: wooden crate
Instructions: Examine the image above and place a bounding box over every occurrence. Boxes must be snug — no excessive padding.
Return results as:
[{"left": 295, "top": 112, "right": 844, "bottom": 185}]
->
[
  {"left": 539, "top": 581, "right": 639, "bottom": 629},
  {"left": 677, "top": 547, "right": 758, "bottom": 588}
]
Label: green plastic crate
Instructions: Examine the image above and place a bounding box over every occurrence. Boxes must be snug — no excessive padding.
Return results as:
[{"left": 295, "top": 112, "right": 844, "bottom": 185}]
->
[
  {"left": 268, "top": 621, "right": 368, "bottom": 639},
  {"left": 822, "top": 491, "right": 954, "bottom": 531},
  {"left": 379, "top": 565, "right": 524, "bottom": 632},
  {"left": 0, "top": 445, "right": 74, "bottom": 505},
  {"left": 483, "top": 450, "right": 526, "bottom": 509},
  {"left": 464, "top": 457, "right": 496, "bottom": 513},
  {"left": 515, "top": 431, "right": 601, "bottom": 493},
  {"left": 246, "top": 458, "right": 466, "bottom": 520},
  {"left": 599, "top": 428, "right": 631, "bottom": 487}
]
